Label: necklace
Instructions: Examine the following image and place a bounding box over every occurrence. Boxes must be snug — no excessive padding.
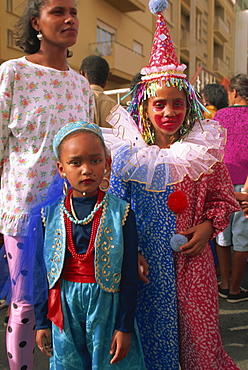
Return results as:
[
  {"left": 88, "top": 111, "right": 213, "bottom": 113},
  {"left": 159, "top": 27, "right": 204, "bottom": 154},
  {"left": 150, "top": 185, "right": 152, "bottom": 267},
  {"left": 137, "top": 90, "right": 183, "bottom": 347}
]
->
[
  {"left": 61, "top": 189, "right": 107, "bottom": 225},
  {"left": 63, "top": 189, "right": 106, "bottom": 261}
]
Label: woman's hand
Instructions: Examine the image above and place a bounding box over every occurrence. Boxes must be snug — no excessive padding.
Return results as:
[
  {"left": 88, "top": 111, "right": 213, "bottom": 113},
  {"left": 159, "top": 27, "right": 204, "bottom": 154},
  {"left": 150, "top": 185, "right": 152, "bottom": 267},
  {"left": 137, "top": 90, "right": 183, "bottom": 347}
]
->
[
  {"left": 110, "top": 330, "right": 131, "bottom": 364},
  {"left": 234, "top": 191, "right": 248, "bottom": 202},
  {"left": 240, "top": 201, "right": 248, "bottom": 218},
  {"left": 36, "top": 328, "right": 53, "bottom": 357},
  {"left": 138, "top": 252, "right": 150, "bottom": 283},
  {"left": 179, "top": 220, "right": 214, "bottom": 256}
]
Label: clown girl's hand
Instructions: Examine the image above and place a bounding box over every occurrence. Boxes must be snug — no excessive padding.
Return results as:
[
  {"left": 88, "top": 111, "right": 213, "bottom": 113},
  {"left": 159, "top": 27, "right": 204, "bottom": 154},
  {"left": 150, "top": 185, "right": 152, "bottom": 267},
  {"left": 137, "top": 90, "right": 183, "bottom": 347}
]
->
[
  {"left": 138, "top": 252, "right": 150, "bottom": 283},
  {"left": 179, "top": 220, "right": 214, "bottom": 256},
  {"left": 110, "top": 330, "right": 131, "bottom": 364}
]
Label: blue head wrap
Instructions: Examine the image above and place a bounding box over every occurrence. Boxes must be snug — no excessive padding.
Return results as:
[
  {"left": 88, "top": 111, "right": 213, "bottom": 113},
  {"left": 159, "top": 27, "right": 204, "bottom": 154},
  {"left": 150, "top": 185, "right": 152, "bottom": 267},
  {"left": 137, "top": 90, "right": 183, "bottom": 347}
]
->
[{"left": 53, "top": 121, "right": 104, "bottom": 158}]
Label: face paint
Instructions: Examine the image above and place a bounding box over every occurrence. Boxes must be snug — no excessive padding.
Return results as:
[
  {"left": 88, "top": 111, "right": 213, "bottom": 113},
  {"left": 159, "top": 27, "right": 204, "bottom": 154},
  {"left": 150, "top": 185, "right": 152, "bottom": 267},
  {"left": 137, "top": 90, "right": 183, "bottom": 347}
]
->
[
  {"left": 154, "top": 111, "right": 185, "bottom": 132},
  {"left": 147, "top": 86, "right": 187, "bottom": 147}
]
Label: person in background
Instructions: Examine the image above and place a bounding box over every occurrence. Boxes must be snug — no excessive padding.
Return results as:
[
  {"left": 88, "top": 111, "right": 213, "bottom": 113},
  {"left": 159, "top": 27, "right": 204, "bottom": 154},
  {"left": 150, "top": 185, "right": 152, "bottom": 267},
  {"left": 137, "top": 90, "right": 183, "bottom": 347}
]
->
[
  {"left": 201, "top": 83, "right": 229, "bottom": 119},
  {"left": 235, "top": 176, "right": 248, "bottom": 218},
  {"left": 0, "top": 0, "right": 94, "bottom": 368},
  {"left": 32, "top": 121, "right": 145, "bottom": 369},
  {"left": 215, "top": 74, "right": 248, "bottom": 303},
  {"left": 104, "top": 1, "right": 240, "bottom": 369},
  {"left": 80, "top": 55, "right": 117, "bottom": 128}
]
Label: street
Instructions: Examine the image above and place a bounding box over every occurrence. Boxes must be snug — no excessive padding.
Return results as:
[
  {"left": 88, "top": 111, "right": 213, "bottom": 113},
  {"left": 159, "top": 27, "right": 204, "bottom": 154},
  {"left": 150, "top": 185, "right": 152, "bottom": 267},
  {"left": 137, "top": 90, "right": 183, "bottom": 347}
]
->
[{"left": 0, "top": 264, "right": 248, "bottom": 369}]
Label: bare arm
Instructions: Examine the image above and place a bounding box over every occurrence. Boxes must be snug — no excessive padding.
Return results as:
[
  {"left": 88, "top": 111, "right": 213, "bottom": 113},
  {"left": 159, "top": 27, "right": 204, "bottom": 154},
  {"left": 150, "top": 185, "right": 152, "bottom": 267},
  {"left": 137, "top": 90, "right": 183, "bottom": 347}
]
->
[{"left": 179, "top": 220, "right": 214, "bottom": 256}]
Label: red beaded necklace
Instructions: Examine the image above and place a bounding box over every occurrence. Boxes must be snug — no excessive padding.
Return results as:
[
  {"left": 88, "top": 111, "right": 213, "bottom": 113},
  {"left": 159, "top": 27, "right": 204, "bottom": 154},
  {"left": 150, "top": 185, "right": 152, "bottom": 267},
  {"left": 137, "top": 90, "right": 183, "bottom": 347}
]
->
[{"left": 64, "top": 189, "right": 104, "bottom": 261}]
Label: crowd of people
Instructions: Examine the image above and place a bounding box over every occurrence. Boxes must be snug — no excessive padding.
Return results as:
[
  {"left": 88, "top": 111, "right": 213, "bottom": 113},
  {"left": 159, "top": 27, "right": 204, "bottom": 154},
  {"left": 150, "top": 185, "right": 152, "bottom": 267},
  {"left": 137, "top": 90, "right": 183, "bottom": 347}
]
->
[{"left": 0, "top": 0, "right": 247, "bottom": 369}]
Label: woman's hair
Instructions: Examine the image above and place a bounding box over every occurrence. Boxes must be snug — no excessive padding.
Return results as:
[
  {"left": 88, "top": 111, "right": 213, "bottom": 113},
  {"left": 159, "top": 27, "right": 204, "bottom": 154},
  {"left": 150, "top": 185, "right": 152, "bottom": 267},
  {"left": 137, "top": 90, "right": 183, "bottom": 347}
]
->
[
  {"left": 14, "top": 0, "right": 73, "bottom": 57},
  {"left": 229, "top": 74, "right": 248, "bottom": 102},
  {"left": 14, "top": 0, "right": 46, "bottom": 54},
  {"left": 57, "top": 130, "right": 108, "bottom": 161},
  {"left": 202, "top": 83, "right": 228, "bottom": 110}
]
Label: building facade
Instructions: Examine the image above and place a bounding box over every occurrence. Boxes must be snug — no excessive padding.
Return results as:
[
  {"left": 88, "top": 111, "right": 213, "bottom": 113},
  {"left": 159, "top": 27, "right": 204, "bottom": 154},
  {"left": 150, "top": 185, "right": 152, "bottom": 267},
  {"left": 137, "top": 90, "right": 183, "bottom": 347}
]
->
[
  {"left": 234, "top": 0, "right": 248, "bottom": 75},
  {"left": 0, "top": 0, "right": 242, "bottom": 93}
]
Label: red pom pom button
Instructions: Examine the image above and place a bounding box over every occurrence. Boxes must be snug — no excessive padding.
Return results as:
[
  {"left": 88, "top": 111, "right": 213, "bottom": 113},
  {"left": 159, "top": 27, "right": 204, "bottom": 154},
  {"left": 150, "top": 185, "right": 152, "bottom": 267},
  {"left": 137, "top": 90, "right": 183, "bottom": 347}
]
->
[{"left": 168, "top": 191, "right": 188, "bottom": 213}]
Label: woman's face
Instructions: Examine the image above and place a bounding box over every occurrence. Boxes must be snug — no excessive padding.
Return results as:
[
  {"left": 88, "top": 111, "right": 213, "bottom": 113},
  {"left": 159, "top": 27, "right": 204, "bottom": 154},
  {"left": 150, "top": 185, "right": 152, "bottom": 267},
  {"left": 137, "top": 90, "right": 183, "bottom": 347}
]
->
[
  {"left": 147, "top": 85, "right": 187, "bottom": 147},
  {"left": 32, "top": 0, "right": 79, "bottom": 50}
]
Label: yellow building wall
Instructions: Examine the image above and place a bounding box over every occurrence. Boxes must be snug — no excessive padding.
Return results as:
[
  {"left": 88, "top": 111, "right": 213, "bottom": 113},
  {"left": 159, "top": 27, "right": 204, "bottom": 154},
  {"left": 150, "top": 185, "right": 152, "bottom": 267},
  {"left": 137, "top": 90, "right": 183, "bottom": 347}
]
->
[{"left": 0, "top": 0, "right": 237, "bottom": 91}]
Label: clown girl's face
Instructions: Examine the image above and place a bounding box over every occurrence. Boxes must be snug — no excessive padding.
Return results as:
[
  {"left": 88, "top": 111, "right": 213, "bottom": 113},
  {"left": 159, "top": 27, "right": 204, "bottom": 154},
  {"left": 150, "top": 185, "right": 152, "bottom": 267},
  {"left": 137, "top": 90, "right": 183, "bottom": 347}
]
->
[
  {"left": 147, "top": 85, "right": 187, "bottom": 148},
  {"left": 57, "top": 131, "right": 109, "bottom": 197}
]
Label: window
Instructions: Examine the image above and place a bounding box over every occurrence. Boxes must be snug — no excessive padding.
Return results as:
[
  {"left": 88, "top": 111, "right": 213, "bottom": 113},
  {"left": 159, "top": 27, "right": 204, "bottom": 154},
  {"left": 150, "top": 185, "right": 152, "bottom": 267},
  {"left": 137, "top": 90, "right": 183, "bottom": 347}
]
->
[
  {"left": 133, "top": 40, "right": 143, "bottom": 55},
  {"left": 7, "top": 29, "right": 14, "bottom": 47},
  {"left": 196, "top": 9, "right": 202, "bottom": 41},
  {"left": 226, "top": 56, "right": 230, "bottom": 69},
  {"left": 6, "top": 0, "right": 12, "bottom": 12},
  {"left": 96, "top": 21, "right": 115, "bottom": 56},
  {"left": 226, "top": 19, "right": 231, "bottom": 35},
  {"left": 164, "top": 1, "right": 173, "bottom": 23}
]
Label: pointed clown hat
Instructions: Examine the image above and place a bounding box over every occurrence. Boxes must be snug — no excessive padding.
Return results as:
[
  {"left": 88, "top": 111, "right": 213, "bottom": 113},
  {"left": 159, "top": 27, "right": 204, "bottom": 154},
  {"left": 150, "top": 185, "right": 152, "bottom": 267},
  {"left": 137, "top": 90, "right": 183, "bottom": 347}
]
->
[
  {"left": 128, "top": 0, "right": 204, "bottom": 144},
  {"left": 141, "top": 0, "right": 187, "bottom": 82}
]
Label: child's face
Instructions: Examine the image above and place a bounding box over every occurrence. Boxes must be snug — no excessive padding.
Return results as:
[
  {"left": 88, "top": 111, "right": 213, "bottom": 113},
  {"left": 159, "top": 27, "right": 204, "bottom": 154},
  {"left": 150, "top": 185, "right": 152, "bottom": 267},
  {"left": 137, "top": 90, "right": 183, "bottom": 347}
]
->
[
  {"left": 147, "top": 85, "right": 187, "bottom": 146},
  {"left": 57, "top": 131, "right": 108, "bottom": 197}
]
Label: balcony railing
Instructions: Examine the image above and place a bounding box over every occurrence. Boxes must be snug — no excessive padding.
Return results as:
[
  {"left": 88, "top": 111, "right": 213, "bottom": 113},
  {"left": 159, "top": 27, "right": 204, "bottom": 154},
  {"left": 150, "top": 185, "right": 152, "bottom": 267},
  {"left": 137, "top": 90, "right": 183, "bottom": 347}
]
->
[
  {"left": 190, "top": 66, "right": 218, "bottom": 92},
  {"left": 89, "top": 41, "right": 145, "bottom": 81},
  {"left": 180, "top": 30, "right": 190, "bottom": 50},
  {"left": 103, "top": 0, "right": 146, "bottom": 12},
  {"left": 214, "top": 16, "right": 229, "bottom": 43},
  {"left": 105, "top": 88, "right": 130, "bottom": 105},
  {"left": 213, "top": 57, "right": 229, "bottom": 78}
]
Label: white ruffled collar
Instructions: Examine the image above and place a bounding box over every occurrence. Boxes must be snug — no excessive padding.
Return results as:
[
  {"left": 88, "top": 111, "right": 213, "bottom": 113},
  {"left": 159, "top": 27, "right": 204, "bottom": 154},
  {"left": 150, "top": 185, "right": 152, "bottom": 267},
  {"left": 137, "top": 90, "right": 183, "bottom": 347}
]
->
[{"left": 102, "top": 105, "right": 226, "bottom": 191}]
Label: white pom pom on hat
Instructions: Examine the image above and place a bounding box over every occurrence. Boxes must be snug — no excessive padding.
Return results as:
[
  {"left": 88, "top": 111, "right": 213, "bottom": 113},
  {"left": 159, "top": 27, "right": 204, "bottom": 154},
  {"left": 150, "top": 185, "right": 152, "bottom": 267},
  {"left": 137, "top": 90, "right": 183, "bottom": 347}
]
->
[{"left": 149, "top": 0, "right": 168, "bottom": 15}]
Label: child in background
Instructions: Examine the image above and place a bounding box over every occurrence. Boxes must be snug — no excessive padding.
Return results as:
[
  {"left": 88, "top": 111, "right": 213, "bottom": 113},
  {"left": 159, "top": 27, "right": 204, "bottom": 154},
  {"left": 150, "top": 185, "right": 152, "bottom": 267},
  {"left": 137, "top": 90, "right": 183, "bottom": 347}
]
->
[
  {"left": 31, "top": 122, "right": 145, "bottom": 369},
  {"left": 103, "top": 0, "right": 240, "bottom": 369},
  {"left": 201, "top": 83, "right": 229, "bottom": 119}
]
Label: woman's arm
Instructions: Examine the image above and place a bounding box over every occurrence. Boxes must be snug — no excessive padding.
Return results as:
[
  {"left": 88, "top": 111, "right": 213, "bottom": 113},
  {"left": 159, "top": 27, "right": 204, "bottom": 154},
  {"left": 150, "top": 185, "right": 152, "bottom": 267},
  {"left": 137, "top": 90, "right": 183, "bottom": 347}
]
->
[{"left": 0, "top": 63, "right": 14, "bottom": 169}]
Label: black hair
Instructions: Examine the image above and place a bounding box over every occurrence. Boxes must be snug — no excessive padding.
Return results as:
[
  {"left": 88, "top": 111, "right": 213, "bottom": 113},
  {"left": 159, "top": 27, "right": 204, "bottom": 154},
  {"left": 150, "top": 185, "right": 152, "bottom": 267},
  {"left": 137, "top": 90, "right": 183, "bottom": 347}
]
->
[
  {"left": 14, "top": 0, "right": 46, "bottom": 54},
  {"left": 80, "top": 55, "right": 110, "bottom": 87},
  {"left": 14, "top": 0, "right": 73, "bottom": 57},
  {"left": 130, "top": 73, "right": 142, "bottom": 91},
  {"left": 202, "top": 83, "right": 228, "bottom": 110},
  {"left": 229, "top": 74, "right": 248, "bottom": 102}
]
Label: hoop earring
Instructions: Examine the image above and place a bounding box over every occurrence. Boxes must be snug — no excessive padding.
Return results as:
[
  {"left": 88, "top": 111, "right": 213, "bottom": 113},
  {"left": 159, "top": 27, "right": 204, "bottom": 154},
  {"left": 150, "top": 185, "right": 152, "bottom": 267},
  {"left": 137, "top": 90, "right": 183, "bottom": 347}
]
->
[
  {"left": 37, "top": 31, "right": 42, "bottom": 41},
  {"left": 99, "top": 177, "right": 110, "bottom": 192},
  {"left": 62, "top": 173, "right": 68, "bottom": 195}
]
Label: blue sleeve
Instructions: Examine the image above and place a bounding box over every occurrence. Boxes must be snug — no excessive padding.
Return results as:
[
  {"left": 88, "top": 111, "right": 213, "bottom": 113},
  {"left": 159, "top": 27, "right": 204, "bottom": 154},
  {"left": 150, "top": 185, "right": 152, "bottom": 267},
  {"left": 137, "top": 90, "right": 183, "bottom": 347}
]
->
[
  {"left": 31, "top": 209, "right": 51, "bottom": 330},
  {"left": 109, "top": 150, "right": 131, "bottom": 203},
  {"left": 35, "top": 299, "right": 51, "bottom": 330},
  {"left": 115, "top": 208, "right": 139, "bottom": 333}
]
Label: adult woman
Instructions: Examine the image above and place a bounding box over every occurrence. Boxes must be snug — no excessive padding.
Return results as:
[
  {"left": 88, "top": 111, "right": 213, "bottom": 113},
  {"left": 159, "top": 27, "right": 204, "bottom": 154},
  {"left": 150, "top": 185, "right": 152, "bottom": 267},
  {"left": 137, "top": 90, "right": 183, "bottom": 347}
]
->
[
  {"left": 0, "top": 0, "right": 93, "bottom": 368},
  {"left": 215, "top": 74, "right": 248, "bottom": 303}
]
